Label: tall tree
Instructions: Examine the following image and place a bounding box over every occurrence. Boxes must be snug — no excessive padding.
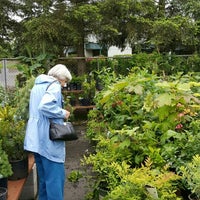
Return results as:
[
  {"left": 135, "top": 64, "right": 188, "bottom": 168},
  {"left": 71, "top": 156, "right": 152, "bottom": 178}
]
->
[
  {"left": 96, "top": 0, "right": 133, "bottom": 50},
  {"left": 14, "top": 0, "right": 70, "bottom": 56},
  {"left": 15, "top": 0, "right": 101, "bottom": 74},
  {"left": 152, "top": 0, "right": 197, "bottom": 53},
  {"left": 95, "top": 0, "right": 197, "bottom": 54},
  {"left": 125, "top": 0, "right": 197, "bottom": 53},
  {"left": 183, "top": 0, "right": 200, "bottom": 52},
  {"left": 3, "top": 0, "right": 200, "bottom": 60},
  {"left": 65, "top": 0, "right": 101, "bottom": 74},
  {"left": 0, "top": 0, "right": 21, "bottom": 57}
]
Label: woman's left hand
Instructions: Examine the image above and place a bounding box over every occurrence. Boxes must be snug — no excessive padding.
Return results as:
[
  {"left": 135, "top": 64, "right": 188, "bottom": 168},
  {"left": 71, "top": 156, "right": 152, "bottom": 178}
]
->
[{"left": 65, "top": 110, "right": 70, "bottom": 119}]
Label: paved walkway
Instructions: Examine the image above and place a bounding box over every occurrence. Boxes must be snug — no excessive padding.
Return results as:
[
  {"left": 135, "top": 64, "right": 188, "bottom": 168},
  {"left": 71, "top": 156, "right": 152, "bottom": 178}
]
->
[
  {"left": 20, "top": 121, "right": 93, "bottom": 200},
  {"left": 64, "top": 122, "right": 93, "bottom": 200}
]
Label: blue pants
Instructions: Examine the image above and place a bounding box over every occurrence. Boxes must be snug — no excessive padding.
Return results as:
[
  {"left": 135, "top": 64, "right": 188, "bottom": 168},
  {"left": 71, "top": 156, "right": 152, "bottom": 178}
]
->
[{"left": 34, "top": 153, "right": 65, "bottom": 200}]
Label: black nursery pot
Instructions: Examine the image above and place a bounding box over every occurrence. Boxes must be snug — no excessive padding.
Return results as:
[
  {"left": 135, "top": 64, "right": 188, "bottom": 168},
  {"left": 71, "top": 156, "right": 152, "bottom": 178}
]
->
[
  {"left": 70, "top": 99, "right": 76, "bottom": 106},
  {"left": 0, "top": 178, "right": 7, "bottom": 189},
  {"left": 8, "top": 156, "right": 28, "bottom": 180},
  {"left": 79, "top": 98, "right": 91, "bottom": 106},
  {"left": 0, "top": 187, "right": 7, "bottom": 200},
  {"left": 188, "top": 193, "right": 199, "bottom": 200}
]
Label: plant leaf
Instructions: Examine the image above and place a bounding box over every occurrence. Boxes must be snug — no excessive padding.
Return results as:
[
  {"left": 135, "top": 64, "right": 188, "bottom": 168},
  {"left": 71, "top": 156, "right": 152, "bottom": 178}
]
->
[{"left": 155, "top": 93, "right": 173, "bottom": 107}]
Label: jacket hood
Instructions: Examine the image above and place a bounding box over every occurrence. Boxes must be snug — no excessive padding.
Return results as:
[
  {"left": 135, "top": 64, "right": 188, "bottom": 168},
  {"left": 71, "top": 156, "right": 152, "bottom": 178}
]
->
[{"left": 34, "top": 74, "right": 56, "bottom": 85}]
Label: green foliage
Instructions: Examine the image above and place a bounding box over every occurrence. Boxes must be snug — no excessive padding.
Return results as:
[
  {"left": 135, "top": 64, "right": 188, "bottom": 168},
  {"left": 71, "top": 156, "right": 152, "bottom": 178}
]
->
[
  {"left": 0, "top": 45, "right": 11, "bottom": 57},
  {"left": 70, "top": 75, "right": 85, "bottom": 86},
  {"left": 101, "top": 72, "right": 199, "bottom": 169},
  {"left": 111, "top": 53, "right": 200, "bottom": 76},
  {"left": 0, "top": 140, "right": 12, "bottom": 178},
  {"left": 67, "top": 170, "right": 83, "bottom": 183},
  {"left": 3, "top": 0, "right": 200, "bottom": 57},
  {"left": 0, "top": 85, "right": 16, "bottom": 107},
  {"left": 65, "top": 1, "right": 101, "bottom": 61},
  {"left": 86, "top": 109, "right": 107, "bottom": 140},
  {"left": 86, "top": 57, "right": 113, "bottom": 74},
  {"left": 83, "top": 53, "right": 200, "bottom": 82},
  {"left": 0, "top": 106, "right": 26, "bottom": 160},
  {"left": 84, "top": 69, "right": 200, "bottom": 198},
  {"left": 180, "top": 154, "right": 200, "bottom": 199},
  {"left": 16, "top": 53, "right": 56, "bottom": 82},
  {"left": 151, "top": 16, "right": 196, "bottom": 53},
  {"left": 82, "top": 73, "right": 96, "bottom": 100},
  {"left": 83, "top": 137, "right": 126, "bottom": 191},
  {"left": 20, "top": 0, "right": 69, "bottom": 56},
  {"left": 14, "top": 76, "right": 35, "bottom": 121},
  {"left": 0, "top": 86, "right": 8, "bottom": 105},
  {"left": 104, "top": 158, "right": 181, "bottom": 200},
  {"left": 0, "top": 0, "right": 20, "bottom": 57}
]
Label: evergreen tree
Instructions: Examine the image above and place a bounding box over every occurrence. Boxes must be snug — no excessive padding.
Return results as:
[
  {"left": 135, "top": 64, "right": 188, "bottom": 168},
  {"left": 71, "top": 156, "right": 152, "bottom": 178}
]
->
[{"left": 0, "top": 0, "right": 21, "bottom": 57}]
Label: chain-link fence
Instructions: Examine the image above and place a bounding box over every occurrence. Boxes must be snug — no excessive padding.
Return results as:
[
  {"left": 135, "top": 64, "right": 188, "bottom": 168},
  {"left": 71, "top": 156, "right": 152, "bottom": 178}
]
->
[
  {"left": 0, "top": 57, "right": 101, "bottom": 89},
  {"left": 0, "top": 54, "right": 198, "bottom": 90},
  {"left": 0, "top": 59, "right": 21, "bottom": 89},
  {"left": 0, "top": 57, "right": 115, "bottom": 89}
]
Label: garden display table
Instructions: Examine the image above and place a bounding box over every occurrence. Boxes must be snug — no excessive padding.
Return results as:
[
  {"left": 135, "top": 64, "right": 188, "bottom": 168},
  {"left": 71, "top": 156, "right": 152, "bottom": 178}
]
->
[
  {"left": 63, "top": 89, "right": 96, "bottom": 111},
  {"left": 7, "top": 154, "right": 35, "bottom": 200}
]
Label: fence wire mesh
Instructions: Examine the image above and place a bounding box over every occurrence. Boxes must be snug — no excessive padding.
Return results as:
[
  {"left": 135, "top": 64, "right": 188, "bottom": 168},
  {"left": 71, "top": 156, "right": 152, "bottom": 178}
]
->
[
  {"left": 0, "top": 59, "right": 21, "bottom": 88},
  {"left": 0, "top": 57, "right": 126, "bottom": 89}
]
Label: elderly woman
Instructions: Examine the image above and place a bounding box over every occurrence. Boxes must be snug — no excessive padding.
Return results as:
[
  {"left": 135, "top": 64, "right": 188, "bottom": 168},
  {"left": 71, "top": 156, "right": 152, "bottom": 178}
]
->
[{"left": 24, "top": 64, "right": 72, "bottom": 200}]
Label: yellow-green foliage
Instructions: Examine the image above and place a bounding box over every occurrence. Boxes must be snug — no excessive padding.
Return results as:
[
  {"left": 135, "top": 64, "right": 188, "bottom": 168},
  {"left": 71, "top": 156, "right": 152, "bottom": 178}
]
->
[
  {"left": 0, "top": 105, "right": 26, "bottom": 160},
  {"left": 0, "top": 140, "right": 12, "bottom": 178},
  {"left": 105, "top": 158, "right": 181, "bottom": 200},
  {"left": 14, "top": 76, "right": 35, "bottom": 121}
]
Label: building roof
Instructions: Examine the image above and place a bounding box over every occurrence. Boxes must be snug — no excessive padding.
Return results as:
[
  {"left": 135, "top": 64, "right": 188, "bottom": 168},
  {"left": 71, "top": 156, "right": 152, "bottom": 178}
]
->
[{"left": 85, "top": 42, "right": 102, "bottom": 50}]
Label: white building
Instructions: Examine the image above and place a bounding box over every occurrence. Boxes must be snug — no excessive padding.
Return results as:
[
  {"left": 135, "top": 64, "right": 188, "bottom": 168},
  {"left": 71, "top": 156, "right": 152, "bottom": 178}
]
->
[
  {"left": 107, "top": 45, "right": 132, "bottom": 57},
  {"left": 66, "top": 34, "right": 132, "bottom": 57}
]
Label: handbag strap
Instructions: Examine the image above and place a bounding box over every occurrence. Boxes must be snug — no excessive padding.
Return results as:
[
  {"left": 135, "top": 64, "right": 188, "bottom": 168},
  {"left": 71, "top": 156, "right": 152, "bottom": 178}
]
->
[
  {"left": 46, "top": 80, "right": 58, "bottom": 91},
  {"left": 46, "top": 80, "right": 64, "bottom": 108}
]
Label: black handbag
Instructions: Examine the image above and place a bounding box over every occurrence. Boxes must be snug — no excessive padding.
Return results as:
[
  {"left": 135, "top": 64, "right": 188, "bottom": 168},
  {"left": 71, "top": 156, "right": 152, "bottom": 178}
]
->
[
  {"left": 46, "top": 81, "right": 78, "bottom": 141},
  {"left": 49, "top": 121, "right": 78, "bottom": 141}
]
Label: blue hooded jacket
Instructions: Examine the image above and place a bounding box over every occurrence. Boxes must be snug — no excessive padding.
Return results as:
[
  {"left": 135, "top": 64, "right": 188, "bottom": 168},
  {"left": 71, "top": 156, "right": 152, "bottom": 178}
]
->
[{"left": 24, "top": 74, "right": 67, "bottom": 163}]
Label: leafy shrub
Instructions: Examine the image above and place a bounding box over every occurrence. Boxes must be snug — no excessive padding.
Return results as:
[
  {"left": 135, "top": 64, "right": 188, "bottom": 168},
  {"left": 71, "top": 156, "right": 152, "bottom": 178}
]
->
[
  {"left": 180, "top": 154, "right": 200, "bottom": 199},
  {"left": 0, "top": 140, "right": 12, "bottom": 178},
  {"left": 104, "top": 158, "right": 181, "bottom": 200},
  {"left": 84, "top": 70, "right": 200, "bottom": 198}
]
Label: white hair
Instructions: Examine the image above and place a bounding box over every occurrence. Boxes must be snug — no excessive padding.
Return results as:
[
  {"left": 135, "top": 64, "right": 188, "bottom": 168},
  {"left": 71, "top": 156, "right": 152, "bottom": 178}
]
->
[{"left": 48, "top": 64, "right": 72, "bottom": 81}]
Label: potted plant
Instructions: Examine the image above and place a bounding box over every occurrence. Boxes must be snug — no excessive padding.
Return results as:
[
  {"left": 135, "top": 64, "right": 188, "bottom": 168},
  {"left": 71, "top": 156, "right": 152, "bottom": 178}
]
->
[
  {"left": 0, "top": 105, "right": 28, "bottom": 180},
  {"left": 0, "top": 140, "right": 13, "bottom": 188},
  {"left": 0, "top": 187, "right": 7, "bottom": 200},
  {"left": 180, "top": 154, "right": 200, "bottom": 200},
  {"left": 65, "top": 93, "right": 77, "bottom": 106},
  {"left": 67, "top": 75, "right": 84, "bottom": 90},
  {"left": 80, "top": 74, "right": 96, "bottom": 106}
]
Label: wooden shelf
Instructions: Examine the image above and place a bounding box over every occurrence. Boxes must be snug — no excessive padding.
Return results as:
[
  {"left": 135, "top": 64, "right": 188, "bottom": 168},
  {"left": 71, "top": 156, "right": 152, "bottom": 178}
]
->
[
  {"left": 73, "top": 105, "right": 95, "bottom": 110},
  {"left": 62, "top": 90, "right": 96, "bottom": 111},
  {"left": 63, "top": 90, "right": 83, "bottom": 94},
  {"left": 7, "top": 154, "right": 35, "bottom": 200}
]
